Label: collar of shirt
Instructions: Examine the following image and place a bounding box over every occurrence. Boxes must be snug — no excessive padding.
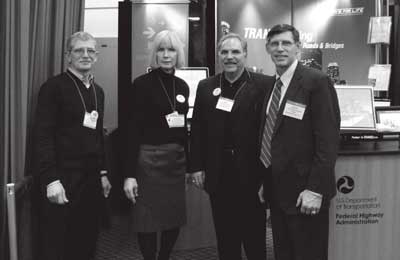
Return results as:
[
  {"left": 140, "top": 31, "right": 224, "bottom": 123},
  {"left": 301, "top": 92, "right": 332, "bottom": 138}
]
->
[
  {"left": 222, "top": 69, "right": 249, "bottom": 88},
  {"left": 275, "top": 59, "right": 298, "bottom": 105},
  {"left": 67, "top": 68, "right": 94, "bottom": 89},
  {"left": 221, "top": 70, "right": 249, "bottom": 99},
  {"left": 156, "top": 67, "right": 175, "bottom": 78}
]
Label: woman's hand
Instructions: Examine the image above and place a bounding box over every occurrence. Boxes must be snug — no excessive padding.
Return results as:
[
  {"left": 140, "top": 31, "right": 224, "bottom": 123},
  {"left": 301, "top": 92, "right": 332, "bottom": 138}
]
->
[{"left": 124, "top": 178, "right": 139, "bottom": 204}]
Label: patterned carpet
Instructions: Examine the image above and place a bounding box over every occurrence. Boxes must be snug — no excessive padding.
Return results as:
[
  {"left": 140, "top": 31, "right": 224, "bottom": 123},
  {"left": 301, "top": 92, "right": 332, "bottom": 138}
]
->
[{"left": 95, "top": 214, "right": 275, "bottom": 260}]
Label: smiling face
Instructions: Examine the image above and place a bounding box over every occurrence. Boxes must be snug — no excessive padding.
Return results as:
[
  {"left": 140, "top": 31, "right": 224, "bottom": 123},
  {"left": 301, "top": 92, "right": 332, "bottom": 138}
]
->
[
  {"left": 156, "top": 38, "right": 178, "bottom": 73},
  {"left": 67, "top": 39, "right": 98, "bottom": 74},
  {"left": 266, "top": 31, "right": 300, "bottom": 75},
  {"left": 218, "top": 37, "right": 247, "bottom": 78}
]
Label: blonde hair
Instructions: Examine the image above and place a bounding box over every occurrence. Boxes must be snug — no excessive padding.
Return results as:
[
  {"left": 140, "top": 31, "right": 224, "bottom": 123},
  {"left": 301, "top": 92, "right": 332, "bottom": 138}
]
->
[{"left": 149, "top": 30, "right": 185, "bottom": 69}]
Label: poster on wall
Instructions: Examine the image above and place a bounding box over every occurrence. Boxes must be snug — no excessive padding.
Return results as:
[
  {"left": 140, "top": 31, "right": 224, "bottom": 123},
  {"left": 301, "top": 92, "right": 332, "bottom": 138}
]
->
[
  {"left": 131, "top": 1, "right": 189, "bottom": 79},
  {"left": 368, "top": 64, "right": 391, "bottom": 91},
  {"left": 293, "top": 0, "right": 375, "bottom": 85},
  {"left": 217, "top": 0, "right": 291, "bottom": 75},
  {"left": 367, "top": 16, "right": 392, "bottom": 44}
]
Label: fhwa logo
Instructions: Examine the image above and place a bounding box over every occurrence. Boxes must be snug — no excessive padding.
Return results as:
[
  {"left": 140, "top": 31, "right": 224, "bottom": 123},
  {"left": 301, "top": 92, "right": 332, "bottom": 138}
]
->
[{"left": 337, "top": 176, "right": 354, "bottom": 194}]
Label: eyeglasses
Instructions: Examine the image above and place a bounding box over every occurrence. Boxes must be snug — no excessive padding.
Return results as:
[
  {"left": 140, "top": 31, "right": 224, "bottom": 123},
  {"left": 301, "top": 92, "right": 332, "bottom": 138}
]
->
[
  {"left": 219, "top": 49, "right": 244, "bottom": 56},
  {"left": 267, "top": 40, "right": 296, "bottom": 49},
  {"left": 70, "top": 48, "right": 98, "bottom": 57}
]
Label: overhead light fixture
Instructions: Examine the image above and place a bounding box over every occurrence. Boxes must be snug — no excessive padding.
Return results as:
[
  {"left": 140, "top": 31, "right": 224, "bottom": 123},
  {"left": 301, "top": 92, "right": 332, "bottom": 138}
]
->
[{"left": 188, "top": 17, "right": 200, "bottom": 21}]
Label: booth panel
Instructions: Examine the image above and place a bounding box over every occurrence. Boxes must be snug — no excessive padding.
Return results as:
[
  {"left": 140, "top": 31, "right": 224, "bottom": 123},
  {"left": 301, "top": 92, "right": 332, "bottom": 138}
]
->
[
  {"left": 93, "top": 38, "right": 118, "bottom": 130},
  {"left": 329, "top": 154, "right": 400, "bottom": 260},
  {"left": 293, "top": 0, "right": 375, "bottom": 85},
  {"left": 217, "top": 0, "right": 291, "bottom": 75},
  {"left": 131, "top": 2, "right": 189, "bottom": 79}
]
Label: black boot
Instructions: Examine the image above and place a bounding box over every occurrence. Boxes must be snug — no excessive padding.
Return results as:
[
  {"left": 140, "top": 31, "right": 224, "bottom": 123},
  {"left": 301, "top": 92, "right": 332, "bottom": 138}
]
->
[
  {"left": 157, "top": 228, "right": 180, "bottom": 260},
  {"left": 137, "top": 232, "right": 157, "bottom": 260}
]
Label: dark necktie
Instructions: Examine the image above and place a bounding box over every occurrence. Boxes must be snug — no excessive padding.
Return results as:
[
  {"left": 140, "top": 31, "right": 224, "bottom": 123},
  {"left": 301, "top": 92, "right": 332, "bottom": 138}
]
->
[{"left": 260, "top": 78, "right": 283, "bottom": 168}]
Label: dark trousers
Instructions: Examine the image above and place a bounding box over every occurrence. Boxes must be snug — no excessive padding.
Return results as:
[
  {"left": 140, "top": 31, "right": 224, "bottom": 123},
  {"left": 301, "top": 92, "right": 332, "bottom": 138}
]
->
[
  {"left": 39, "top": 168, "right": 103, "bottom": 260},
  {"left": 209, "top": 151, "right": 266, "bottom": 260},
  {"left": 270, "top": 204, "right": 329, "bottom": 260}
]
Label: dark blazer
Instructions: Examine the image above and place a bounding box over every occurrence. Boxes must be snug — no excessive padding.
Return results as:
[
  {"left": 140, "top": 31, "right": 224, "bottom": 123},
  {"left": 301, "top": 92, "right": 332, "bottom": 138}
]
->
[
  {"left": 189, "top": 71, "right": 274, "bottom": 195},
  {"left": 260, "top": 64, "right": 341, "bottom": 214}
]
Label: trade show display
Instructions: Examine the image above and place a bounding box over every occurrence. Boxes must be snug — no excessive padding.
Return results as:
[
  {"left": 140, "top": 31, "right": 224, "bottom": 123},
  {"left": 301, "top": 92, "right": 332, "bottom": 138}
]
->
[
  {"left": 376, "top": 106, "right": 400, "bottom": 132},
  {"left": 117, "top": 0, "right": 399, "bottom": 259},
  {"left": 336, "top": 86, "right": 377, "bottom": 133}
]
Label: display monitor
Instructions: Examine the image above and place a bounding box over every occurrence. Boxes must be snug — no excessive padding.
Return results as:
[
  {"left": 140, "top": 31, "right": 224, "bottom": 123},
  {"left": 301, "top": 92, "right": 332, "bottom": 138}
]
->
[
  {"left": 375, "top": 106, "right": 400, "bottom": 133},
  {"left": 335, "top": 86, "right": 377, "bottom": 133},
  {"left": 174, "top": 67, "right": 209, "bottom": 108}
]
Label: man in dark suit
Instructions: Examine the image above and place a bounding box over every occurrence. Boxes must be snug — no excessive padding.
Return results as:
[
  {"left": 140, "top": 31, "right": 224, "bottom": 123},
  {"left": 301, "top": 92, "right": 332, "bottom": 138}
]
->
[
  {"left": 35, "top": 31, "right": 112, "bottom": 260},
  {"left": 189, "top": 33, "right": 274, "bottom": 260},
  {"left": 259, "top": 24, "right": 341, "bottom": 260}
]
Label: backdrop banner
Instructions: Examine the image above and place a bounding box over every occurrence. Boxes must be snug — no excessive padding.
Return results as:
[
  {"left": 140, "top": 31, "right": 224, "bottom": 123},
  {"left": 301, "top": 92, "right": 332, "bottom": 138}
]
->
[
  {"left": 131, "top": 2, "right": 189, "bottom": 79},
  {"left": 293, "top": 0, "right": 375, "bottom": 84},
  {"left": 217, "top": 0, "right": 291, "bottom": 75},
  {"left": 217, "top": 0, "right": 375, "bottom": 83}
]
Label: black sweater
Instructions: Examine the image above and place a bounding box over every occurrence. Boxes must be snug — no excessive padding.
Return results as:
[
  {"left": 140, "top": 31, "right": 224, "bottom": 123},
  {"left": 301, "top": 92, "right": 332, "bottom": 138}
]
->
[
  {"left": 123, "top": 68, "right": 190, "bottom": 178},
  {"left": 34, "top": 70, "right": 106, "bottom": 186},
  {"left": 220, "top": 70, "right": 249, "bottom": 148}
]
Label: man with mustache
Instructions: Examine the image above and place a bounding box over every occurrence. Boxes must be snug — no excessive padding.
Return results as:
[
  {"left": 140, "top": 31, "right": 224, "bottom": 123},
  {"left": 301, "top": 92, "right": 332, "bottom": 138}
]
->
[
  {"left": 189, "top": 33, "right": 274, "bottom": 260},
  {"left": 260, "top": 24, "right": 341, "bottom": 260}
]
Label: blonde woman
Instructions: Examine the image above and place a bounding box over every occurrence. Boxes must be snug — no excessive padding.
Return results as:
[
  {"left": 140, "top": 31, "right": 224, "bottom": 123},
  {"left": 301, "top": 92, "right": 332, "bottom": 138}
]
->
[{"left": 122, "top": 30, "right": 189, "bottom": 260}]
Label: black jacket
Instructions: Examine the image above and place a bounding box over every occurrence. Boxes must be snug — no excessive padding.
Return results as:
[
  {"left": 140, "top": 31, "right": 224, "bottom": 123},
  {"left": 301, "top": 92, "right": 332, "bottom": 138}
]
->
[{"left": 189, "top": 71, "right": 274, "bottom": 195}]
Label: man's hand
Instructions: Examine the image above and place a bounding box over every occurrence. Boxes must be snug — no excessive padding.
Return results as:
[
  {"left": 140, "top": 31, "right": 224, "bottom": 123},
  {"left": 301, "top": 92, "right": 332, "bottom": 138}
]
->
[
  {"left": 101, "top": 176, "right": 112, "bottom": 198},
  {"left": 190, "top": 171, "right": 205, "bottom": 189},
  {"left": 296, "top": 189, "right": 322, "bottom": 215},
  {"left": 47, "top": 181, "right": 69, "bottom": 204},
  {"left": 124, "top": 178, "right": 139, "bottom": 204}
]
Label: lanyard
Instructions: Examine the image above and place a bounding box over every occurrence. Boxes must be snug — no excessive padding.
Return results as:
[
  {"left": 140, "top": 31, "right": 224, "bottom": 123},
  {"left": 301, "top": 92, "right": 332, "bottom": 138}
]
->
[
  {"left": 219, "top": 72, "right": 248, "bottom": 101},
  {"left": 66, "top": 72, "right": 98, "bottom": 113},
  {"left": 157, "top": 75, "right": 176, "bottom": 112}
]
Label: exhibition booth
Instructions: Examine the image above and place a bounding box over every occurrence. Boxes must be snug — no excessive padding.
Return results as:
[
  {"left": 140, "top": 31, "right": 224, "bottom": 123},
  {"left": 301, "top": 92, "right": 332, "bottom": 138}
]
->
[
  {"left": 117, "top": 0, "right": 400, "bottom": 259},
  {"left": 3, "top": 0, "right": 400, "bottom": 259},
  {"left": 112, "top": 0, "right": 400, "bottom": 260}
]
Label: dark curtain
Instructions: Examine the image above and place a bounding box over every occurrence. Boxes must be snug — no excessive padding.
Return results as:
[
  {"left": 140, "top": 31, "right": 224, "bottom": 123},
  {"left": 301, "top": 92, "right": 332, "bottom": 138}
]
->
[
  {"left": 390, "top": 0, "right": 400, "bottom": 105},
  {"left": 0, "top": 0, "right": 8, "bottom": 258},
  {"left": 0, "top": 1, "right": 84, "bottom": 260}
]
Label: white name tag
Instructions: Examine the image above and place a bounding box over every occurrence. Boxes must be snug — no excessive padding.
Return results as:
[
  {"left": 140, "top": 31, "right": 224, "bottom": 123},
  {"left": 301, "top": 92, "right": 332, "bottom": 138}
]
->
[
  {"left": 283, "top": 100, "right": 306, "bottom": 120},
  {"left": 216, "top": 97, "right": 234, "bottom": 112},
  {"left": 165, "top": 111, "right": 185, "bottom": 128},
  {"left": 83, "top": 111, "right": 98, "bottom": 129}
]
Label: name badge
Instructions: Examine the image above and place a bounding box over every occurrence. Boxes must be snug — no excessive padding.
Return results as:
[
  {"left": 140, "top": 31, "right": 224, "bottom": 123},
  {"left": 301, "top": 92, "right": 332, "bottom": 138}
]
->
[
  {"left": 165, "top": 111, "right": 185, "bottom": 128},
  {"left": 283, "top": 100, "right": 306, "bottom": 120},
  {"left": 83, "top": 110, "right": 98, "bottom": 129},
  {"left": 216, "top": 97, "right": 234, "bottom": 112}
]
